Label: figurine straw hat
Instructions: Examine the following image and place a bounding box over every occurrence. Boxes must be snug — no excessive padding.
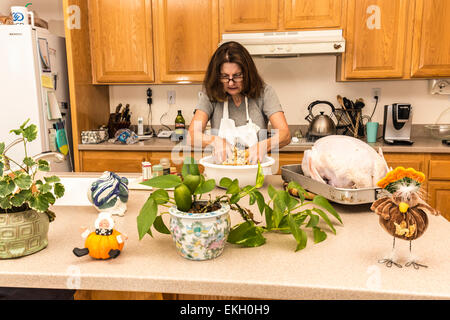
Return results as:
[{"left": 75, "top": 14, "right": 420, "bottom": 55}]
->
[{"left": 370, "top": 166, "right": 440, "bottom": 269}]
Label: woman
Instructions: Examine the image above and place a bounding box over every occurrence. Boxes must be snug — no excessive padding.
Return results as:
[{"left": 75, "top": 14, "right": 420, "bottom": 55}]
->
[{"left": 188, "top": 41, "right": 291, "bottom": 164}]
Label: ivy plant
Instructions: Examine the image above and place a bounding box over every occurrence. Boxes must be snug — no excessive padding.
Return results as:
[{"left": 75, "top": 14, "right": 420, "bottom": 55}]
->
[
  {"left": 137, "top": 156, "right": 342, "bottom": 252},
  {"left": 0, "top": 119, "right": 65, "bottom": 221}
]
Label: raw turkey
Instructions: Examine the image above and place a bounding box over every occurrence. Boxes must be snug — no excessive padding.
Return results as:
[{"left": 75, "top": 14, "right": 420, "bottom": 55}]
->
[{"left": 301, "top": 135, "right": 389, "bottom": 189}]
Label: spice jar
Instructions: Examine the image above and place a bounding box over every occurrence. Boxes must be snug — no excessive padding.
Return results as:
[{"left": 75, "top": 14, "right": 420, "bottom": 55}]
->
[
  {"left": 160, "top": 158, "right": 170, "bottom": 175},
  {"left": 152, "top": 164, "right": 163, "bottom": 177}
]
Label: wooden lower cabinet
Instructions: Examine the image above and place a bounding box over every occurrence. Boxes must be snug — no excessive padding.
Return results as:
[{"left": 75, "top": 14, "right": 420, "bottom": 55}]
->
[
  {"left": 275, "top": 152, "right": 303, "bottom": 174},
  {"left": 79, "top": 151, "right": 148, "bottom": 172},
  {"left": 74, "top": 290, "right": 258, "bottom": 300}
]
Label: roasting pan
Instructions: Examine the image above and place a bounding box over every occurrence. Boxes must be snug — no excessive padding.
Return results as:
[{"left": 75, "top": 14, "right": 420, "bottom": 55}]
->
[{"left": 281, "top": 164, "right": 388, "bottom": 205}]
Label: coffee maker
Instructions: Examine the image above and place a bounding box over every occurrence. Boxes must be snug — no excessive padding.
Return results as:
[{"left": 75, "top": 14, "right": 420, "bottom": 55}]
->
[{"left": 383, "top": 103, "right": 413, "bottom": 145}]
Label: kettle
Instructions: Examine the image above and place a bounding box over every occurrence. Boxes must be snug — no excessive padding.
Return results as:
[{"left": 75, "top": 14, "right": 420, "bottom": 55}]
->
[{"left": 305, "top": 100, "right": 336, "bottom": 139}]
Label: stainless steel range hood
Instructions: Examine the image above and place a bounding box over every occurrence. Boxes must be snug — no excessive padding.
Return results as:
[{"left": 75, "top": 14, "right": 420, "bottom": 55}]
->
[{"left": 221, "top": 30, "right": 345, "bottom": 57}]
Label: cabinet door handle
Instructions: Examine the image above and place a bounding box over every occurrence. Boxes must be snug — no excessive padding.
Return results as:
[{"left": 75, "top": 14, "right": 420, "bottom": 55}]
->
[{"left": 334, "top": 44, "right": 342, "bottom": 50}]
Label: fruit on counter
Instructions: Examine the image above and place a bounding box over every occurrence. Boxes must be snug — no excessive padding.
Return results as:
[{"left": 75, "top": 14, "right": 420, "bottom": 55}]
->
[
  {"left": 183, "top": 174, "right": 201, "bottom": 194},
  {"left": 174, "top": 183, "right": 193, "bottom": 212}
]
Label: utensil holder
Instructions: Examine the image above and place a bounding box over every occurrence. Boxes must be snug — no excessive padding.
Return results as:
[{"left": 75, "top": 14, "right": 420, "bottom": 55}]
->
[{"left": 107, "top": 113, "right": 130, "bottom": 138}]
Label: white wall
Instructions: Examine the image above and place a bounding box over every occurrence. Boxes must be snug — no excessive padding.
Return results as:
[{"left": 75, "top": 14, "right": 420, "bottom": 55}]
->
[
  {"left": 3, "top": 0, "right": 449, "bottom": 126},
  {"left": 110, "top": 55, "right": 450, "bottom": 127}
]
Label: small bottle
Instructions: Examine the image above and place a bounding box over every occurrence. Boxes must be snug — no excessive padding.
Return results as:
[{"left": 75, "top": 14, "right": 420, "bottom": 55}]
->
[
  {"left": 137, "top": 117, "right": 144, "bottom": 135},
  {"left": 174, "top": 110, "right": 185, "bottom": 136},
  {"left": 152, "top": 164, "right": 163, "bottom": 177},
  {"left": 160, "top": 158, "right": 170, "bottom": 175},
  {"left": 170, "top": 167, "right": 177, "bottom": 175},
  {"left": 142, "top": 161, "right": 152, "bottom": 180},
  {"left": 49, "top": 128, "right": 57, "bottom": 152}
]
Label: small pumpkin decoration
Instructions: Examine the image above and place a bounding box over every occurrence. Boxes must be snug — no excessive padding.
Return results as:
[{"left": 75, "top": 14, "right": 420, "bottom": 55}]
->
[{"left": 73, "top": 213, "right": 127, "bottom": 260}]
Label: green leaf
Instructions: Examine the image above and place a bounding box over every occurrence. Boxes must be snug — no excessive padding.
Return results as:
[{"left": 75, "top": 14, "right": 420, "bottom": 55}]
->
[
  {"left": 312, "top": 207, "right": 336, "bottom": 235},
  {"left": 288, "top": 214, "right": 307, "bottom": 252},
  {"left": 153, "top": 215, "right": 170, "bottom": 234},
  {"left": 252, "top": 190, "right": 265, "bottom": 215},
  {"left": 255, "top": 162, "right": 264, "bottom": 188},
  {"left": 44, "top": 175, "right": 60, "bottom": 183},
  {"left": 313, "top": 226, "right": 327, "bottom": 244},
  {"left": 23, "top": 124, "right": 38, "bottom": 142},
  {"left": 54, "top": 183, "right": 65, "bottom": 198},
  {"left": 227, "top": 221, "right": 265, "bottom": 247},
  {"left": 140, "top": 174, "right": 182, "bottom": 189},
  {"left": 23, "top": 157, "right": 35, "bottom": 167},
  {"left": 10, "top": 189, "right": 32, "bottom": 207},
  {"left": 305, "top": 213, "right": 319, "bottom": 228},
  {"left": 19, "top": 119, "right": 30, "bottom": 130},
  {"left": 267, "top": 185, "right": 277, "bottom": 199},
  {"left": 0, "top": 162, "right": 4, "bottom": 176},
  {"left": 150, "top": 189, "right": 169, "bottom": 204},
  {"left": 313, "top": 195, "right": 342, "bottom": 224},
  {"left": 38, "top": 159, "right": 50, "bottom": 172},
  {"left": 219, "top": 177, "right": 232, "bottom": 188},
  {"left": 226, "top": 179, "right": 240, "bottom": 195},
  {"left": 194, "top": 179, "right": 215, "bottom": 195},
  {"left": 264, "top": 204, "right": 273, "bottom": 230},
  {"left": 41, "top": 192, "right": 56, "bottom": 205},
  {"left": 287, "top": 195, "right": 299, "bottom": 210},
  {"left": 137, "top": 197, "right": 158, "bottom": 240},
  {"left": 0, "top": 180, "right": 15, "bottom": 197},
  {"left": 28, "top": 194, "right": 50, "bottom": 212},
  {"left": 0, "top": 196, "right": 12, "bottom": 209},
  {"left": 230, "top": 192, "right": 241, "bottom": 204},
  {"left": 37, "top": 182, "right": 52, "bottom": 194},
  {"left": 14, "top": 173, "right": 32, "bottom": 190},
  {"left": 0, "top": 142, "right": 5, "bottom": 154}
]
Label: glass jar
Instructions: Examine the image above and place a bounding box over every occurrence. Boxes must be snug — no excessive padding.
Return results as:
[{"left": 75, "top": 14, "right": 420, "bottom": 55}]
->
[
  {"left": 160, "top": 158, "right": 170, "bottom": 175},
  {"left": 152, "top": 164, "right": 163, "bottom": 177}
]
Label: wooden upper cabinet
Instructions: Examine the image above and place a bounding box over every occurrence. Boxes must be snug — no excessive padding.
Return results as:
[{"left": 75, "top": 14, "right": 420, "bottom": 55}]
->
[
  {"left": 88, "top": 0, "right": 154, "bottom": 83},
  {"left": 410, "top": 0, "right": 450, "bottom": 78},
  {"left": 220, "top": 0, "right": 279, "bottom": 32},
  {"left": 153, "top": 0, "right": 219, "bottom": 83},
  {"left": 283, "top": 0, "right": 342, "bottom": 29},
  {"left": 342, "top": 0, "right": 412, "bottom": 79}
]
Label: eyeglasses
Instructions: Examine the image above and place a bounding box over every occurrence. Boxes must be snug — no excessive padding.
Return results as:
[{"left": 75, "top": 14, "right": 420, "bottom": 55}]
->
[{"left": 219, "top": 73, "right": 244, "bottom": 83}]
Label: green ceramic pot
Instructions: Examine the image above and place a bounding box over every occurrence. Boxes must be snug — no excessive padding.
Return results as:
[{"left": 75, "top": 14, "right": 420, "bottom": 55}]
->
[{"left": 0, "top": 209, "right": 49, "bottom": 259}]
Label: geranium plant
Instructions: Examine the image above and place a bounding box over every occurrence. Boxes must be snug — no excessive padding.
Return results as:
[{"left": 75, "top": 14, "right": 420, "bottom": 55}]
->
[
  {"left": 0, "top": 120, "right": 65, "bottom": 221},
  {"left": 137, "top": 157, "right": 342, "bottom": 251}
]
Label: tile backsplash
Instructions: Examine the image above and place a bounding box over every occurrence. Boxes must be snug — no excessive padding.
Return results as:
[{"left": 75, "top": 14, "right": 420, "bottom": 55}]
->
[{"left": 110, "top": 56, "right": 450, "bottom": 128}]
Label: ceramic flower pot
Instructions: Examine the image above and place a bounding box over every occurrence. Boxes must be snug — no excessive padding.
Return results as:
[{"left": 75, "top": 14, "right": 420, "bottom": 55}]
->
[
  {"left": 168, "top": 202, "right": 230, "bottom": 261},
  {"left": 0, "top": 209, "right": 49, "bottom": 259}
]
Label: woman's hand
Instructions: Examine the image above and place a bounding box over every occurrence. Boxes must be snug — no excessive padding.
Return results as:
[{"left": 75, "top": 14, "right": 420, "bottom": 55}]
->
[
  {"left": 248, "top": 141, "right": 267, "bottom": 164},
  {"left": 212, "top": 136, "right": 233, "bottom": 164}
]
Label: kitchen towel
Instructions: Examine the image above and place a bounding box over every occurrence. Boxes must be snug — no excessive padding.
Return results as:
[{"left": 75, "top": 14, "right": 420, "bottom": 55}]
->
[{"left": 47, "top": 91, "right": 62, "bottom": 120}]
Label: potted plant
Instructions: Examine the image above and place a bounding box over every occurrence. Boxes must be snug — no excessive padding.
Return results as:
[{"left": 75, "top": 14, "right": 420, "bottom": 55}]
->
[
  {"left": 0, "top": 120, "right": 65, "bottom": 259},
  {"left": 137, "top": 157, "right": 342, "bottom": 260}
]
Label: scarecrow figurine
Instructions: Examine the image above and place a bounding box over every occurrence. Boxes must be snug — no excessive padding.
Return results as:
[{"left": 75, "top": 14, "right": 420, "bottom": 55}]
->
[
  {"left": 370, "top": 167, "right": 440, "bottom": 269},
  {"left": 73, "top": 212, "right": 127, "bottom": 260}
]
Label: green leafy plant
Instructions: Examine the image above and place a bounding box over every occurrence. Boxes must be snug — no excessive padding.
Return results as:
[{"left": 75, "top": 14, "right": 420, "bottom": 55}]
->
[
  {"left": 137, "top": 156, "right": 342, "bottom": 251},
  {"left": 0, "top": 120, "right": 65, "bottom": 221},
  {"left": 226, "top": 180, "right": 343, "bottom": 251}
]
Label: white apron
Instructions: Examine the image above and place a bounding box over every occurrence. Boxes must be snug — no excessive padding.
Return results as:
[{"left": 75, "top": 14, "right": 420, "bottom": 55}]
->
[{"left": 217, "top": 96, "right": 260, "bottom": 148}]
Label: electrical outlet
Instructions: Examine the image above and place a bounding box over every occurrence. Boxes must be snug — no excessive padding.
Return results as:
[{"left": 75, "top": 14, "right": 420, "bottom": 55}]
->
[
  {"left": 167, "top": 90, "right": 176, "bottom": 105},
  {"left": 371, "top": 88, "right": 381, "bottom": 99}
]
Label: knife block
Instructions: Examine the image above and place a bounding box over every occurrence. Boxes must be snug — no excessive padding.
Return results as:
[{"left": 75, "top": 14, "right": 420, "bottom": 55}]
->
[{"left": 107, "top": 113, "right": 130, "bottom": 138}]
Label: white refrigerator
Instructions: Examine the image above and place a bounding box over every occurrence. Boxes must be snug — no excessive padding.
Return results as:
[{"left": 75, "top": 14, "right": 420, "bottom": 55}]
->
[{"left": 0, "top": 25, "right": 73, "bottom": 172}]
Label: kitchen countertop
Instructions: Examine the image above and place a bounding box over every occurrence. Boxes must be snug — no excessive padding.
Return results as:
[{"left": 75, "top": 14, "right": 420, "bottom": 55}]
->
[
  {"left": 78, "top": 136, "right": 450, "bottom": 153},
  {"left": 0, "top": 174, "right": 449, "bottom": 300}
]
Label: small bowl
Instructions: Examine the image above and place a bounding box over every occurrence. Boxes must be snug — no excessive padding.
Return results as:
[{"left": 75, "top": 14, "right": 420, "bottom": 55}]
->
[{"left": 424, "top": 124, "right": 450, "bottom": 140}]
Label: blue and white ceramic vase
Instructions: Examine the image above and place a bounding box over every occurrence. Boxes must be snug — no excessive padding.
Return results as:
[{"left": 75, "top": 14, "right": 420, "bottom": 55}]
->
[
  {"left": 168, "top": 203, "right": 230, "bottom": 261},
  {"left": 87, "top": 171, "right": 129, "bottom": 216}
]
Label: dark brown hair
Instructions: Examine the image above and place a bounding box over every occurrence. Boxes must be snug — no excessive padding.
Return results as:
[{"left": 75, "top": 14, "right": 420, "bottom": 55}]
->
[{"left": 203, "top": 41, "right": 264, "bottom": 102}]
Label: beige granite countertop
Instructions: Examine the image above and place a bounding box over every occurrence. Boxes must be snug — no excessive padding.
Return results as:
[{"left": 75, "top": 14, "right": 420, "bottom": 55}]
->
[
  {"left": 78, "top": 136, "right": 450, "bottom": 154},
  {"left": 0, "top": 175, "right": 449, "bottom": 299}
]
